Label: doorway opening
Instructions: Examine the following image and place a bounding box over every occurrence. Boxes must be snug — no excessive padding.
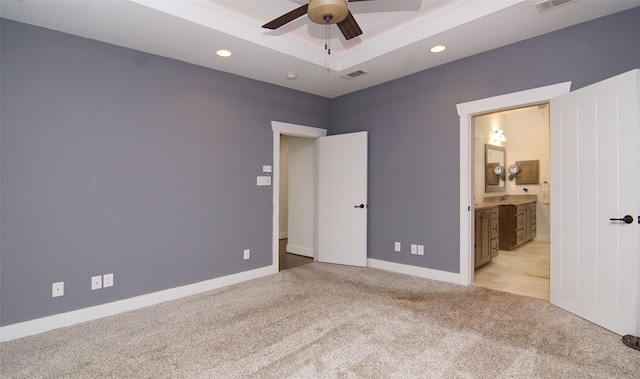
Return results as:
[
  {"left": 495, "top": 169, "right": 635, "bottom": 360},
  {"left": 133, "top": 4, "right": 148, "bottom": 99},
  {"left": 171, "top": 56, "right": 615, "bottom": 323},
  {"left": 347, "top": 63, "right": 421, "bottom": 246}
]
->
[
  {"left": 271, "top": 121, "right": 327, "bottom": 273},
  {"left": 456, "top": 81, "right": 571, "bottom": 288},
  {"left": 272, "top": 122, "right": 368, "bottom": 272},
  {"left": 472, "top": 104, "right": 551, "bottom": 300},
  {"left": 278, "top": 135, "right": 314, "bottom": 271}
]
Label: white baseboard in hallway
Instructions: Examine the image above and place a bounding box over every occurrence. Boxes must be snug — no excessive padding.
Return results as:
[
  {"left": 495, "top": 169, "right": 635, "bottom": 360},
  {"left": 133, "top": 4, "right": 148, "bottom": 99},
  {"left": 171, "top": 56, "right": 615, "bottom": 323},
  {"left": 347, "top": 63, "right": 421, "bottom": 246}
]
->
[{"left": 285, "top": 244, "right": 313, "bottom": 257}]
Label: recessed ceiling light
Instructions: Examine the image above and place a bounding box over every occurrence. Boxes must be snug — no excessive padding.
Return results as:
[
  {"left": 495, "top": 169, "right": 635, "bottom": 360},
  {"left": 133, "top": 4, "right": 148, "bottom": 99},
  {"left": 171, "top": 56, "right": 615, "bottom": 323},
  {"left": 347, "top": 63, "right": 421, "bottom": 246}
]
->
[
  {"left": 285, "top": 73, "right": 297, "bottom": 80},
  {"left": 216, "top": 49, "right": 232, "bottom": 57},
  {"left": 430, "top": 45, "right": 446, "bottom": 53}
]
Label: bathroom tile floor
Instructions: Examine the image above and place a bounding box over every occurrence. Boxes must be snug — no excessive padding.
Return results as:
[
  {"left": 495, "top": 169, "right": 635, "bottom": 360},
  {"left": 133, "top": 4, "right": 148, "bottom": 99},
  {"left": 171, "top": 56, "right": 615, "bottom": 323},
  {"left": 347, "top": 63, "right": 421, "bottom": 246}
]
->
[{"left": 473, "top": 240, "right": 550, "bottom": 300}]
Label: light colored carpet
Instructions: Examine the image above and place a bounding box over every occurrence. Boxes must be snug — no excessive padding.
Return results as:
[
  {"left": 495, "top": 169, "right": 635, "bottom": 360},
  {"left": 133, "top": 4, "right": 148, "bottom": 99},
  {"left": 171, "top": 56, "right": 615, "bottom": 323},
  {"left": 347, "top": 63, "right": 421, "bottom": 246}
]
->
[{"left": 1, "top": 262, "right": 638, "bottom": 378}]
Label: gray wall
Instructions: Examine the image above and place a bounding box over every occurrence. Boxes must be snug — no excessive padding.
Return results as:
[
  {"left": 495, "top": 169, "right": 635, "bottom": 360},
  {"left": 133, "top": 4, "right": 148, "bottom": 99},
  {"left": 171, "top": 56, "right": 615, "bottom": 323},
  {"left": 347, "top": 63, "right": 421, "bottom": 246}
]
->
[
  {"left": 328, "top": 7, "right": 640, "bottom": 273},
  {"left": 2, "top": 7, "right": 640, "bottom": 327},
  {"left": 0, "top": 19, "right": 329, "bottom": 326}
]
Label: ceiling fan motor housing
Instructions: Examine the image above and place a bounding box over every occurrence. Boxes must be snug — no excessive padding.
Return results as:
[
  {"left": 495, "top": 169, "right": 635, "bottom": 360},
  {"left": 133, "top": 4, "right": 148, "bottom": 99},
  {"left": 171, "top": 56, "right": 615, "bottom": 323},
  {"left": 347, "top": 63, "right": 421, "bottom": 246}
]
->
[{"left": 308, "top": 0, "right": 349, "bottom": 24}]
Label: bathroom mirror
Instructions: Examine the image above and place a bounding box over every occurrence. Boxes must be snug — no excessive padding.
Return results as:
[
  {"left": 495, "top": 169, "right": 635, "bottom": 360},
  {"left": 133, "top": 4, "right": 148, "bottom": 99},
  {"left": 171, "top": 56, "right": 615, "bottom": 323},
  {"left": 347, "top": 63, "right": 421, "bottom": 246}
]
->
[{"left": 485, "top": 144, "right": 506, "bottom": 193}]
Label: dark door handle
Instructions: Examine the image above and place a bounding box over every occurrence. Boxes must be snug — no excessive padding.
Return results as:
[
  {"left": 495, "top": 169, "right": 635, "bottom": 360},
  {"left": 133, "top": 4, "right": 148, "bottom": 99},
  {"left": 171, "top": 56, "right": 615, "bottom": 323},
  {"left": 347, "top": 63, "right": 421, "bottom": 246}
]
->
[
  {"left": 609, "top": 215, "right": 633, "bottom": 224},
  {"left": 354, "top": 204, "right": 365, "bottom": 209}
]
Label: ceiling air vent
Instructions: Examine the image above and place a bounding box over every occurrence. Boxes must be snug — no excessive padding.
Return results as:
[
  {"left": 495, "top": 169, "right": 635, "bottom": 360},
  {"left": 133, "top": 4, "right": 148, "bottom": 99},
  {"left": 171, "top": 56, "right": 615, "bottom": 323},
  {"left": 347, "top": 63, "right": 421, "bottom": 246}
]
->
[
  {"left": 535, "top": 0, "right": 576, "bottom": 13},
  {"left": 341, "top": 70, "right": 368, "bottom": 80}
]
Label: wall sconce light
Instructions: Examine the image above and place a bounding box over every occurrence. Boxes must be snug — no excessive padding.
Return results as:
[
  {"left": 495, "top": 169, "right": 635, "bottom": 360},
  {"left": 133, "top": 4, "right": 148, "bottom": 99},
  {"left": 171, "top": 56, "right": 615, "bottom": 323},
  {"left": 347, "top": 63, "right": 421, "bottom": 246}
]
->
[
  {"left": 493, "top": 165, "right": 505, "bottom": 181},
  {"left": 508, "top": 163, "right": 520, "bottom": 180},
  {"left": 491, "top": 129, "right": 506, "bottom": 144}
]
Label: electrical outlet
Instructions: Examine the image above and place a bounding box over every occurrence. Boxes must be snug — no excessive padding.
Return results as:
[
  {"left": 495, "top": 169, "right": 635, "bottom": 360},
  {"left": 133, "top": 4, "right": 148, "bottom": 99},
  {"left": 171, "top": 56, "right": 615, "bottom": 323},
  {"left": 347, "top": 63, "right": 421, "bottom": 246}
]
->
[
  {"left": 394, "top": 242, "right": 401, "bottom": 252},
  {"left": 418, "top": 245, "right": 425, "bottom": 256},
  {"left": 91, "top": 275, "right": 102, "bottom": 290},
  {"left": 244, "top": 249, "right": 250, "bottom": 260},
  {"left": 103, "top": 273, "right": 114, "bottom": 288},
  {"left": 52, "top": 282, "right": 64, "bottom": 297},
  {"left": 411, "top": 244, "right": 418, "bottom": 255}
]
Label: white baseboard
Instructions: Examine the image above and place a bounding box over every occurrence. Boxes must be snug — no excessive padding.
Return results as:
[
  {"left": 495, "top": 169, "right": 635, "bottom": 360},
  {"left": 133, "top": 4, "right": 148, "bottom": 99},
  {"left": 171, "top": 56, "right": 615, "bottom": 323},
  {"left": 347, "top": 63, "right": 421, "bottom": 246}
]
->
[
  {"left": 0, "top": 265, "right": 277, "bottom": 342},
  {"left": 1, "top": 260, "right": 464, "bottom": 342},
  {"left": 367, "top": 258, "right": 464, "bottom": 285},
  {"left": 534, "top": 234, "right": 550, "bottom": 242},
  {"left": 286, "top": 244, "right": 313, "bottom": 258}
]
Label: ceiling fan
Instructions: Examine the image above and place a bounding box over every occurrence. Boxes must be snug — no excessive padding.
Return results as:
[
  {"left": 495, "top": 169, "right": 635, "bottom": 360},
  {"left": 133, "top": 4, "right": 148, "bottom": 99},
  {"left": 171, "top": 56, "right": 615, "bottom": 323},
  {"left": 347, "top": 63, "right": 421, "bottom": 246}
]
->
[{"left": 262, "top": 0, "right": 377, "bottom": 41}]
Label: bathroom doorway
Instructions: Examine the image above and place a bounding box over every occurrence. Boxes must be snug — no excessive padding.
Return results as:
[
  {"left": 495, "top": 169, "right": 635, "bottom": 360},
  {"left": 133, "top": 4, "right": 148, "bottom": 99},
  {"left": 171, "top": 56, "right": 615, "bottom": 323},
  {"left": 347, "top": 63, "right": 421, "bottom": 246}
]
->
[{"left": 472, "top": 104, "right": 551, "bottom": 300}]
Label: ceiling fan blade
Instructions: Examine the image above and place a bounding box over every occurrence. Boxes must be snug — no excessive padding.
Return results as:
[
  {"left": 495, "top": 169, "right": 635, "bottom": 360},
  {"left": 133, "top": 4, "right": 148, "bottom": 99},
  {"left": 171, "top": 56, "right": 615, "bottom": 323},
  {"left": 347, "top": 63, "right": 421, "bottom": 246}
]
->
[
  {"left": 337, "top": 10, "right": 363, "bottom": 40},
  {"left": 262, "top": 4, "right": 309, "bottom": 30}
]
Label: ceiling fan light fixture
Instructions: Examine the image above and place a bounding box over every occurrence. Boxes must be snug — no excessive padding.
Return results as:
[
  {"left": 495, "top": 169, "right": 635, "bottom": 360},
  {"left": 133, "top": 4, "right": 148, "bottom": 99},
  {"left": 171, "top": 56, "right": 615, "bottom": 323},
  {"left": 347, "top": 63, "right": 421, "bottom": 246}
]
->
[{"left": 308, "top": 0, "right": 348, "bottom": 24}]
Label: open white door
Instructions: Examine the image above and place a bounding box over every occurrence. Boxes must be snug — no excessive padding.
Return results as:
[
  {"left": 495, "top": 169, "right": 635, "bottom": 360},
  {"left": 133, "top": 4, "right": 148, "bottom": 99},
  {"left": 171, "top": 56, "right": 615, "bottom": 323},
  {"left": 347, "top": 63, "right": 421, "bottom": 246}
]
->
[
  {"left": 550, "top": 69, "right": 639, "bottom": 336},
  {"left": 316, "top": 132, "right": 368, "bottom": 267}
]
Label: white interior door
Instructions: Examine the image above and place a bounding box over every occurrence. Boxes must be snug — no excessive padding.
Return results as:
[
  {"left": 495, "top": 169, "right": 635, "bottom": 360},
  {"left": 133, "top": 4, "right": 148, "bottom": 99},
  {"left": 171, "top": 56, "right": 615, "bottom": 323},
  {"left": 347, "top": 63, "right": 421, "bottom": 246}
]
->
[
  {"left": 316, "top": 132, "right": 368, "bottom": 267},
  {"left": 550, "top": 69, "right": 639, "bottom": 336}
]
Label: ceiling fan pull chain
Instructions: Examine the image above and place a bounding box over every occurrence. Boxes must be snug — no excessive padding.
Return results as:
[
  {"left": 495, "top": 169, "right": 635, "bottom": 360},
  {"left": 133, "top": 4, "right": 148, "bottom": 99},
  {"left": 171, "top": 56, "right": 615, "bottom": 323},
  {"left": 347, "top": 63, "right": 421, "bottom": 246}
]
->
[
  {"left": 328, "top": 23, "right": 331, "bottom": 55},
  {"left": 325, "top": 22, "right": 331, "bottom": 55},
  {"left": 323, "top": 24, "right": 329, "bottom": 73},
  {"left": 324, "top": 23, "right": 327, "bottom": 51}
]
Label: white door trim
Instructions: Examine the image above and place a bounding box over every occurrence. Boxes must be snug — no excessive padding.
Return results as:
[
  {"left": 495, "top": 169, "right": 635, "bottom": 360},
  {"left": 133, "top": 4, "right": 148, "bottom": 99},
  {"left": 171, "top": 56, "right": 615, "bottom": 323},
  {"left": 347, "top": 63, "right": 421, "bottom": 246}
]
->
[
  {"left": 456, "top": 82, "right": 572, "bottom": 285},
  {"left": 271, "top": 121, "right": 327, "bottom": 272}
]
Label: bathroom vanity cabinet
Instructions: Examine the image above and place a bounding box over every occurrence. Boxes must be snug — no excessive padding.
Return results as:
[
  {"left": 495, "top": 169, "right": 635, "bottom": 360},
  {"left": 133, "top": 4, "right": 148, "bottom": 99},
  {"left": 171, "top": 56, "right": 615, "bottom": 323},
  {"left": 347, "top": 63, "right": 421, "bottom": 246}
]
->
[
  {"left": 498, "top": 201, "right": 537, "bottom": 251},
  {"left": 475, "top": 206, "right": 499, "bottom": 268}
]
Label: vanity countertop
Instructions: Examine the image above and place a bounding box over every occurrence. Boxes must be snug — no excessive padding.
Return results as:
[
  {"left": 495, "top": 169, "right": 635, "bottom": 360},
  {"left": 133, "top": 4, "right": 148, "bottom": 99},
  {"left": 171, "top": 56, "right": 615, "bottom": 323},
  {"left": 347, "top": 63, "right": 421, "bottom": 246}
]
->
[
  {"left": 474, "top": 203, "right": 501, "bottom": 211},
  {"left": 475, "top": 195, "right": 537, "bottom": 210}
]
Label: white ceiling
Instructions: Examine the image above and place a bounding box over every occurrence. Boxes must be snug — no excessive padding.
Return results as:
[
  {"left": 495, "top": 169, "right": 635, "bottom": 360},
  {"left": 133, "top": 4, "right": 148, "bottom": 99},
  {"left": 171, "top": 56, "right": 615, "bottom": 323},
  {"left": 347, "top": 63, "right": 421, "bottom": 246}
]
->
[{"left": 2, "top": 0, "right": 639, "bottom": 98}]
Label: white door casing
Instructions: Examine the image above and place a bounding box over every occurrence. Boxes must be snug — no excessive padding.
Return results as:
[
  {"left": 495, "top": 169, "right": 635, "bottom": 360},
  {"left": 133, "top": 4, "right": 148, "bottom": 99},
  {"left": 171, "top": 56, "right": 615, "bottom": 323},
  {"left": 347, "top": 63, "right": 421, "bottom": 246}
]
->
[
  {"left": 316, "top": 132, "right": 368, "bottom": 267},
  {"left": 457, "top": 82, "right": 572, "bottom": 285},
  {"left": 550, "top": 69, "right": 639, "bottom": 336},
  {"left": 272, "top": 121, "right": 327, "bottom": 272}
]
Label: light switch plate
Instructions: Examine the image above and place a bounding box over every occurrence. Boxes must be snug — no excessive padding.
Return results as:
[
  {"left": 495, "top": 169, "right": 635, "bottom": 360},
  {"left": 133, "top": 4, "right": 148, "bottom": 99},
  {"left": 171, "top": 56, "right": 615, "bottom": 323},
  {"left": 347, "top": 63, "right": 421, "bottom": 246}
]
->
[
  {"left": 394, "top": 242, "right": 401, "bottom": 252},
  {"left": 257, "top": 176, "right": 271, "bottom": 186},
  {"left": 411, "top": 244, "right": 418, "bottom": 255},
  {"left": 103, "top": 273, "right": 114, "bottom": 288},
  {"left": 262, "top": 165, "right": 272, "bottom": 173},
  {"left": 418, "top": 245, "right": 425, "bottom": 255}
]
